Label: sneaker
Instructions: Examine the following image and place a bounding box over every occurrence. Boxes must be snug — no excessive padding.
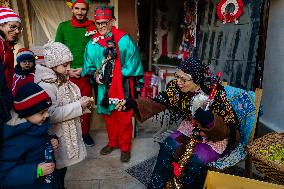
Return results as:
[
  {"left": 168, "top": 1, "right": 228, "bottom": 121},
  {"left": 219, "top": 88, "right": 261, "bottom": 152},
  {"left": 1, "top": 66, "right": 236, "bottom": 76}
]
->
[
  {"left": 120, "top": 151, "right": 131, "bottom": 163},
  {"left": 100, "top": 145, "right": 119, "bottom": 155},
  {"left": 82, "top": 134, "right": 94, "bottom": 147}
]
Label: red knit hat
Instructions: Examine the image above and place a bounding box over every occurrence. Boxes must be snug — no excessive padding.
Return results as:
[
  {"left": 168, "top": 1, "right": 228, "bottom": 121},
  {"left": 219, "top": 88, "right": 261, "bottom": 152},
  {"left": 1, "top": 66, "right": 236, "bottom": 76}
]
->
[
  {"left": 0, "top": 6, "right": 21, "bottom": 24},
  {"left": 94, "top": 6, "right": 114, "bottom": 21}
]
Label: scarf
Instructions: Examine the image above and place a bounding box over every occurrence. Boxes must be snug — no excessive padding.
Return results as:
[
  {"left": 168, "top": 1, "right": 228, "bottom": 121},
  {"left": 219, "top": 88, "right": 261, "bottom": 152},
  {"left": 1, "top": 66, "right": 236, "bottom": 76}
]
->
[
  {"left": 93, "top": 26, "right": 126, "bottom": 100},
  {"left": 57, "top": 80, "right": 81, "bottom": 159},
  {"left": 71, "top": 16, "right": 95, "bottom": 34}
]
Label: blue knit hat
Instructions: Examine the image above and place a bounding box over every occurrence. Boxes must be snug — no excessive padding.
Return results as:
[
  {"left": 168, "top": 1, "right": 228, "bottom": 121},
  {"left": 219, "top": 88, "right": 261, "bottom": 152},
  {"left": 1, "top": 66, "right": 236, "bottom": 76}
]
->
[
  {"left": 14, "top": 83, "right": 51, "bottom": 118},
  {"left": 16, "top": 48, "right": 35, "bottom": 64}
]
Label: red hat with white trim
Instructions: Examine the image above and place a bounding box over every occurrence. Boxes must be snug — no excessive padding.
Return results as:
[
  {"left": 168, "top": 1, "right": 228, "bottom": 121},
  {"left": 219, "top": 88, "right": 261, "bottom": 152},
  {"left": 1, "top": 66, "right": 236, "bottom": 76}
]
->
[
  {"left": 14, "top": 83, "right": 51, "bottom": 118},
  {"left": 0, "top": 6, "right": 21, "bottom": 24}
]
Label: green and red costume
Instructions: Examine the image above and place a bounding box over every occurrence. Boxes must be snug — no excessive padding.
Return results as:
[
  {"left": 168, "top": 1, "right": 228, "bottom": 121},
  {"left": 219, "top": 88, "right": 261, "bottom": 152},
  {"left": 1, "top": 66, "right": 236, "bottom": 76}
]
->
[{"left": 82, "top": 26, "right": 144, "bottom": 152}]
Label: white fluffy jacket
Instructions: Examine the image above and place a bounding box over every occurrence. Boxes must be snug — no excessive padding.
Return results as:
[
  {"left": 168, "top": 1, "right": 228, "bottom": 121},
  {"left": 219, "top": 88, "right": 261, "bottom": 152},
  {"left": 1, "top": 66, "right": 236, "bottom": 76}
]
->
[{"left": 35, "top": 64, "right": 86, "bottom": 169}]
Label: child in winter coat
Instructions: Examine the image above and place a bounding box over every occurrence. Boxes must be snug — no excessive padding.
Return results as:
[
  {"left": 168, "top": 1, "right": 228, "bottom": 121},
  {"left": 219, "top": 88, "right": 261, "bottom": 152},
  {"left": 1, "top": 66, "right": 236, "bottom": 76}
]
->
[
  {"left": 34, "top": 42, "right": 93, "bottom": 188},
  {"left": 0, "top": 82, "right": 60, "bottom": 189},
  {"left": 12, "top": 48, "right": 35, "bottom": 96}
]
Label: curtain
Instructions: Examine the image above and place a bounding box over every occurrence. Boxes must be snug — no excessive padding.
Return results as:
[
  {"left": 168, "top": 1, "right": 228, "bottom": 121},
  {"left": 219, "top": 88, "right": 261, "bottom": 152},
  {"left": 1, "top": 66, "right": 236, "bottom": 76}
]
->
[{"left": 29, "top": 0, "right": 114, "bottom": 46}]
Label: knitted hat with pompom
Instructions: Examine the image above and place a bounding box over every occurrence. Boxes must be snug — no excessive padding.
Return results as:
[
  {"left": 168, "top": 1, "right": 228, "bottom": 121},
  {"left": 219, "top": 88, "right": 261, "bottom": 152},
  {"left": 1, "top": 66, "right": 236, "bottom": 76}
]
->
[{"left": 42, "top": 42, "right": 73, "bottom": 68}]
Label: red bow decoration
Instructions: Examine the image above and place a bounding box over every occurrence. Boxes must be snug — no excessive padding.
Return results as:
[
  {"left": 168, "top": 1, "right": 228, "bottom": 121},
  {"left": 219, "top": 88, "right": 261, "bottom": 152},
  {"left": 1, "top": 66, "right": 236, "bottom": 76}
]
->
[{"left": 172, "top": 162, "right": 184, "bottom": 178}]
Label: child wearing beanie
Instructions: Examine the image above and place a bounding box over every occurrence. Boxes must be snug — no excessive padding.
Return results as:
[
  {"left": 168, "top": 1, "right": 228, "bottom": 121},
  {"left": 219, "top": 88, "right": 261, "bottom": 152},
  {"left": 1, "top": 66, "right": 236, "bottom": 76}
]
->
[
  {"left": 0, "top": 82, "right": 61, "bottom": 189},
  {"left": 34, "top": 42, "right": 92, "bottom": 188},
  {"left": 12, "top": 48, "right": 36, "bottom": 96}
]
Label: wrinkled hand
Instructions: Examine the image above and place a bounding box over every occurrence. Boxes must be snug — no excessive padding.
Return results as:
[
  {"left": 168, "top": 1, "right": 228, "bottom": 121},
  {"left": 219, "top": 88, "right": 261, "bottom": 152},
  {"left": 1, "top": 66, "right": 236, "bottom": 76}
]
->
[
  {"left": 50, "top": 138, "right": 59, "bottom": 152},
  {"left": 68, "top": 68, "right": 82, "bottom": 78},
  {"left": 38, "top": 162, "right": 55, "bottom": 176}
]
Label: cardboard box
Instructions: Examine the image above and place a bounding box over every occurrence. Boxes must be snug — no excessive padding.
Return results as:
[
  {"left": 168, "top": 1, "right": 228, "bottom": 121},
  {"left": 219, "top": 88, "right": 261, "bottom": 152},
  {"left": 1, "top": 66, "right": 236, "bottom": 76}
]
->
[{"left": 203, "top": 171, "right": 284, "bottom": 189}]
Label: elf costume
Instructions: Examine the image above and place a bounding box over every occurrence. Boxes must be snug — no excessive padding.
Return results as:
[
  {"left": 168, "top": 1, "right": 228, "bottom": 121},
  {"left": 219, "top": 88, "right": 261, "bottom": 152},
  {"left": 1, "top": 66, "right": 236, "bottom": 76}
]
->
[
  {"left": 82, "top": 6, "right": 144, "bottom": 154},
  {"left": 55, "top": 0, "right": 95, "bottom": 137}
]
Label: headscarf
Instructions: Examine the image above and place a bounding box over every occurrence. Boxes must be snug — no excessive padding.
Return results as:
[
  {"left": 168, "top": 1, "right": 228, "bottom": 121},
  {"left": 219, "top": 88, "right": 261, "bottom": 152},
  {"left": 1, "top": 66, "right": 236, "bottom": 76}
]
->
[{"left": 177, "top": 57, "right": 218, "bottom": 95}]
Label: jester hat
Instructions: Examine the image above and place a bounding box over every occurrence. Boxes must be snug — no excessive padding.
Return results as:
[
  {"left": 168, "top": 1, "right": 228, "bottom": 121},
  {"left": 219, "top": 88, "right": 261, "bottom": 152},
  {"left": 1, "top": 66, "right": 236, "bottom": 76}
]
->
[
  {"left": 94, "top": 6, "right": 115, "bottom": 20},
  {"left": 66, "top": 0, "right": 90, "bottom": 9}
]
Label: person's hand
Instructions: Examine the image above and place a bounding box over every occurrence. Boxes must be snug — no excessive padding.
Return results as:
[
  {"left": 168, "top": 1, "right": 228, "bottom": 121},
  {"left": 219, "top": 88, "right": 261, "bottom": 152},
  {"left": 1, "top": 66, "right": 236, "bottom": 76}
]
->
[
  {"left": 38, "top": 162, "right": 55, "bottom": 176},
  {"left": 95, "top": 74, "right": 103, "bottom": 84},
  {"left": 80, "top": 96, "right": 93, "bottom": 109},
  {"left": 115, "top": 98, "right": 137, "bottom": 112},
  {"left": 115, "top": 99, "right": 126, "bottom": 111},
  {"left": 68, "top": 68, "right": 81, "bottom": 78},
  {"left": 50, "top": 138, "right": 59, "bottom": 152}
]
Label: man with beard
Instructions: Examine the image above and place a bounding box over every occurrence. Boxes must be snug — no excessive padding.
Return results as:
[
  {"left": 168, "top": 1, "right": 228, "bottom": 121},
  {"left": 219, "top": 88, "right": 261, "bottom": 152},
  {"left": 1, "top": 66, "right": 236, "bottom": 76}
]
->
[
  {"left": 0, "top": 6, "right": 22, "bottom": 90},
  {"left": 55, "top": 0, "right": 95, "bottom": 146}
]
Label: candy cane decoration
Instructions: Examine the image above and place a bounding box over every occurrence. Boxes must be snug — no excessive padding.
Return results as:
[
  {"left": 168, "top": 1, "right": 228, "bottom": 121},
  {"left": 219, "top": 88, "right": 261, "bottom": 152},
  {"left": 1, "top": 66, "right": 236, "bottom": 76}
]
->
[
  {"left": 216, "top": 0, "right": 244, "bottom": 24},
  {"left": 205, "top": 72, "right": 222, "bottom": 110}
]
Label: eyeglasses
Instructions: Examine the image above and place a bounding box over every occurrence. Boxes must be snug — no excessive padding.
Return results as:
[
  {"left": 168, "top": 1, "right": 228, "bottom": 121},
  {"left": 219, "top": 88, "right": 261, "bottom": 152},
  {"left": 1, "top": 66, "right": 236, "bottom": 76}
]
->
[
  {"left": 174, "top": 73, "right": 192, "bottom": 84},
  {"left": 8, "top": 24, "right": 23, "bottom": 33},
  {"left": 95, "top": 20, "right": 110, "bottom": 27}
]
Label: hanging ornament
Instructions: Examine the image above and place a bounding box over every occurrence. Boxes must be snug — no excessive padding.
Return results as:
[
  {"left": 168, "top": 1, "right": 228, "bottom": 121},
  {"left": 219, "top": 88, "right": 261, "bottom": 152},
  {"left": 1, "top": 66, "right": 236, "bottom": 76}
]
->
[
  {"left": 216, "top": 0, "right": 244, "bottom": 24},
  {"left": 178, "top": 0, "right": 198, "bottom": 60}
]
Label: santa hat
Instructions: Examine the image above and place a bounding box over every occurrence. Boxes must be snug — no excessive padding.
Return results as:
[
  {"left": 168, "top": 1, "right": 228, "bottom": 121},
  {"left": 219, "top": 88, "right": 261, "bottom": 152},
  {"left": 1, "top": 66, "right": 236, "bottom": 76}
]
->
[
  {"left": 66, "top": 0, "right": 90, "bottom": 9},
  {"left": 14, "top": 82, "right": 51, "bottom": 118},
  {"left": 94, "top": 6, "right": 115, "bottom": 21},
  {"left": 16, "top": 48, "right": 35, "bottom": 63},
  {"left": 0, "top": 6, "right": 21, "bottom": 24}
]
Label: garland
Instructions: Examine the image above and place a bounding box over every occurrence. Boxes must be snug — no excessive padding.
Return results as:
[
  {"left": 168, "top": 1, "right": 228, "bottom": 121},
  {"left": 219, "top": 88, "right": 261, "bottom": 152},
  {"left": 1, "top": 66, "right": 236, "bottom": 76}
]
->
[
  {"left": 178, "top": 0, "right": 198, "bottom": 60},
  {"left": 216, "top": 0, "right": 244, "bottom": 24}
]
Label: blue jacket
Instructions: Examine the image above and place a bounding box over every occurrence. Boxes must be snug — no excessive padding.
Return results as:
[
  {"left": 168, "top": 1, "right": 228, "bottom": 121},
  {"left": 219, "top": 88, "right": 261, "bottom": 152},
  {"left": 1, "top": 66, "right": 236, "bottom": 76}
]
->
[{"left": 0, "top": 113, "right": 56, "bottom": 189}]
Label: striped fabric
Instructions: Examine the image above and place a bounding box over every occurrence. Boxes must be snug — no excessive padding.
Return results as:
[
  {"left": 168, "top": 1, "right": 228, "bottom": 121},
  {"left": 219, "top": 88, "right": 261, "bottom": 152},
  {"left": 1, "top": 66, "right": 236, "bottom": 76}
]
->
[
  {"left": 14, "top": 90, "right": 49, "bottom": 111},
  {"left": 0, "top": 6, "right": 21, "bottom": 24}
]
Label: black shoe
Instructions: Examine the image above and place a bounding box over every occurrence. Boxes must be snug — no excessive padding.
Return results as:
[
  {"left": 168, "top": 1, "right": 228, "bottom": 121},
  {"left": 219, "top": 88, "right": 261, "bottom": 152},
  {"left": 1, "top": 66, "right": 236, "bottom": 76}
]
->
[
  {"left": 120, "top": 151, "right": 131, "bottom": 163},
  {"left": 100, "top": 145, "right": 119, "bottom": 155},
  {"left": 83, "top": 134, "right": 94, "bottom": 147}
]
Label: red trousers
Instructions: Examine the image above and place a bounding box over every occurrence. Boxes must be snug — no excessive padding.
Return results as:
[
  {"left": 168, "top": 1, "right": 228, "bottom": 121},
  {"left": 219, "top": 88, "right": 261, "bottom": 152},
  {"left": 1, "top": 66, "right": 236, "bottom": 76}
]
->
[
  {"left": 69, "top": 76, "right": 92, "bottom": 135},
  {"left": 103, "top": 110, "right": 133, "bottom": 152}
]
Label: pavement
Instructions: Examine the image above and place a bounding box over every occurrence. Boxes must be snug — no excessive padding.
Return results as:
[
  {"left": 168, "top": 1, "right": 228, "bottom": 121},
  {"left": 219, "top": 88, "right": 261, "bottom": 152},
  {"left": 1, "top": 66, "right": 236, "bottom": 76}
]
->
[{"left": 65, "top": 119, "right": 160, "bottom": 189}]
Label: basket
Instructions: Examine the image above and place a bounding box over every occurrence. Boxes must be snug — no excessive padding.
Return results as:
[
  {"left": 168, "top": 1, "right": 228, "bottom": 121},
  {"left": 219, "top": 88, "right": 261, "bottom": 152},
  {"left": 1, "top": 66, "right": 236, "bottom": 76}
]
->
[{"left": 247, "top": 132, "right": 284, "bottom": 185}]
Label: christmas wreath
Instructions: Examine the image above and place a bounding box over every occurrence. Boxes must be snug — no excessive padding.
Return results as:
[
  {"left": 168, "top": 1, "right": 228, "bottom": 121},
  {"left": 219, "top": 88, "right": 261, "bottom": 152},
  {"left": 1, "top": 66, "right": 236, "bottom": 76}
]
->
[{"left": 216, "top": 0, "right": 244, "bottom": 24}]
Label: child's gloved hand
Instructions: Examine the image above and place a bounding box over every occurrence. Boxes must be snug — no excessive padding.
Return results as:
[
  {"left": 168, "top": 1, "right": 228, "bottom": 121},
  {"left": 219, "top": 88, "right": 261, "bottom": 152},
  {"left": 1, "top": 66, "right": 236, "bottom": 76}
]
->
[
  {"left": 50, "top": 138, "right": 59, "bottom": 152},
  {"left": 38, "top": 162, "right": 55, "bottom": 177},
  {"left": 193, "top": 107, "right": 214, "bottom": 129}
]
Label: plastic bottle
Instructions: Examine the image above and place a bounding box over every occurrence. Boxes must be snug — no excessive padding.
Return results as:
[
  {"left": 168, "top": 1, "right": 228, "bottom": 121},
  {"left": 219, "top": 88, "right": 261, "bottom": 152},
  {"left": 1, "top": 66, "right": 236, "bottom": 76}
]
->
[{"left": 44, "top": 143, "right": 54, "bottom": 183}]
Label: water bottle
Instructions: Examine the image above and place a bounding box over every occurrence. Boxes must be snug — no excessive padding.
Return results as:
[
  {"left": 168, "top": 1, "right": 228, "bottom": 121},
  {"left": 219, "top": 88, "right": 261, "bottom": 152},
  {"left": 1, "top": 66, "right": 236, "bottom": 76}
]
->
[{"left": 44, "top": 143, "right": 54, "bottom": 183}]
